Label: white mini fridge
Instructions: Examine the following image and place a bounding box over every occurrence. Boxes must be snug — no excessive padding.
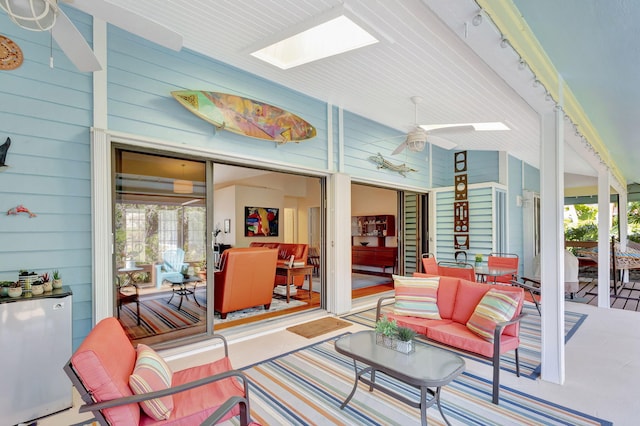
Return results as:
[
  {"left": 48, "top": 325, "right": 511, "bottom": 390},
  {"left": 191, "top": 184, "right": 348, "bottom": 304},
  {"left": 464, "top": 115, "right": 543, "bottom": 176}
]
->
[{"left": 0, "top": 288, "right": 73, "bottom": 425}]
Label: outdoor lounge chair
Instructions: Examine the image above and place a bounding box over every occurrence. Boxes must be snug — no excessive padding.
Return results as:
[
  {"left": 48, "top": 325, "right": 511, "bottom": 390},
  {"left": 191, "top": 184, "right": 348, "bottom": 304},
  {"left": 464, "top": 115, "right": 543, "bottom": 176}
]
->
[
  {"left": 64, "top": 317, "right": 255, "bottom": 425},
  {"left": 155, "top": 248, "right": 188, "bottom": 288}
]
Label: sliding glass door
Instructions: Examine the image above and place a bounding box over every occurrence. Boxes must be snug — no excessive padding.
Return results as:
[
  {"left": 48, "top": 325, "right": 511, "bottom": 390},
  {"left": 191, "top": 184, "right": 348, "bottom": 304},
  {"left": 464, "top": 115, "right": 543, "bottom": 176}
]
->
[
  {"left": 113, "top": 149, "right": 207, "bottom": 346},
  {"left": 113, "top": 148, "right": 325, "bottom": 346}
]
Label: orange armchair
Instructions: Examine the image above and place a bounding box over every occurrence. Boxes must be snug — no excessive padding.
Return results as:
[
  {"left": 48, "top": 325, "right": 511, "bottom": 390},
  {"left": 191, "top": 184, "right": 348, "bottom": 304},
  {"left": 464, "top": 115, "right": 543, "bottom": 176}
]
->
[
  {"left": 214, "top": 247, "right": 278, "bottom": 319},
  {"left": 249, "top": 242, "right": 308, "bottom": 286}
]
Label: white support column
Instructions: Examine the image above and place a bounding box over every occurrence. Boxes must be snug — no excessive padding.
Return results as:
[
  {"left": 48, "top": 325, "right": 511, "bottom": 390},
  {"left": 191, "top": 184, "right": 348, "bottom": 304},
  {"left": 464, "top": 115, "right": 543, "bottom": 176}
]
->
[
  {"left": 597, "top": 166, "right": 611, "bottom": 308},
  {"left": 539, "top": 107, "right": 565, "bottom": 385},
  {"left": 327, "top": 173, "right": 352, "bottom": 315},
  {"left": 92, "top": 18, "right": 111, "bottom": 324},
  {"left": 92, "top": 128, "right": 112, "bottom": 323}
]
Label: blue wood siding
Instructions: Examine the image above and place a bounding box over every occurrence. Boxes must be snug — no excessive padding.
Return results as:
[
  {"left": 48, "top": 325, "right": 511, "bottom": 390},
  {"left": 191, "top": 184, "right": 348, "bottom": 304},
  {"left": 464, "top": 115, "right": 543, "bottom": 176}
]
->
[
  {"left": 435, "top": 186, "right": 494, "bottom": 262},
  {"left": 342, "top": 111, "right": 430, "bottom": 187},
  {"left": 432, "top": 149, "right": 499, "bottom": 188},
  {"left": 107, "top": 26, "right": 329, "bottom": 170},
  {"left": 0, "top": 7, "right": 94, "bottom": 349},
  {"left": 523, "top": 162, "right": 540, "bottom": 192}
]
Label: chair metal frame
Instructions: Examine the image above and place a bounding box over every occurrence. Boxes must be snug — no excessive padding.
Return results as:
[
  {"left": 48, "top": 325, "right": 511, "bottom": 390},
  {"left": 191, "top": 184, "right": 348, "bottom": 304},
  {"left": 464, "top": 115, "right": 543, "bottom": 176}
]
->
[{"left": 437, "top": 260, "right": 476, "bottom": 281}]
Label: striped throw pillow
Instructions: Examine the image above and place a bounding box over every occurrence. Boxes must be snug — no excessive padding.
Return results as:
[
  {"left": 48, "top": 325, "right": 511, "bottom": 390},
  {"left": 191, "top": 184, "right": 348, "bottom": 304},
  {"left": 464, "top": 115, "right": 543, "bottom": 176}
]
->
[
  {"left": 392, "top": 275, "right": 441, "bottom": 319},
  {"left": 129, "top": 344, "right": 174, "bottom": 420},
  {"left": 466, "top": 289, "right": 521, "bottom": 342}
]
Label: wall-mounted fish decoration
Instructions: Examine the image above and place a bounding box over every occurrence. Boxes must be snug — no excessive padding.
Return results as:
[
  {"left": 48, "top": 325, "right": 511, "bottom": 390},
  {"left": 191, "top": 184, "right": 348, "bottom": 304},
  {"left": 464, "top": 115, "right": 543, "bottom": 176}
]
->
[
  {"left": 0, "top": 137, "right": 10, "bottom": 171},
  {"left": 368, "top": 153, "right": 417, "bottom": 177},
  {"left": 7, "top": 204, "right": 36, "bottom": 218}
]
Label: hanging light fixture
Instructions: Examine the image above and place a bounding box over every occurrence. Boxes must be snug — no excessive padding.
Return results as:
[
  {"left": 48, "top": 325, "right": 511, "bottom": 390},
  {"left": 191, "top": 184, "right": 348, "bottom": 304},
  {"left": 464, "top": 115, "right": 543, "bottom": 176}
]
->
[
  {"left": 0, "top": 0, "right": 58, "bottom": 32},
  {"left": 173, "top": 164, "right": 193, "bottom": 194}
]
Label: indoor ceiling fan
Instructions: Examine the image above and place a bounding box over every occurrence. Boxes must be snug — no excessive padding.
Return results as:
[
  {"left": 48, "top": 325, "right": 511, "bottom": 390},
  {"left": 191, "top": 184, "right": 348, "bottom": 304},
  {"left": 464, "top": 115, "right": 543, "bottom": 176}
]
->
[
  {"left": 0, "top": 0, "right": 182, "bottom": 72},
  {"left": 391, "top": 96, "right": 509, "bottom": 155}
]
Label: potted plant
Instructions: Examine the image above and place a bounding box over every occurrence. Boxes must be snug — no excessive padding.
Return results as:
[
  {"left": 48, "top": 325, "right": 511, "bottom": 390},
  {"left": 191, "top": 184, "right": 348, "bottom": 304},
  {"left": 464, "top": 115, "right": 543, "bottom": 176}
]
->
[
  {"left": 31, "top": 277, "right": 44, "bottom": 295},
  {"left": 396, "top": 326, "right": 417, "bottom": 354},
  {"left": 8, "top": 281, "right": 22, "bottom": 298},
  {"left": 0, "top": 281, "right": 12, "bottom": 297},
  {"left": 52, "top": 270, "right": 63, "bottom": 289},
  {"left": 375, "top": 317, "right": 398, "bottom": 348},
  {"left": 40, "top": 272, "right": 53, "bottom": 292}
]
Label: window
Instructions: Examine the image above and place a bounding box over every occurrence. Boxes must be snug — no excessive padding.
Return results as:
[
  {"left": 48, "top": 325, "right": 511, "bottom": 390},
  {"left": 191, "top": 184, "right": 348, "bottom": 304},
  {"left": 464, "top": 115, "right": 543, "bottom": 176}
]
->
[
  {"left": 125, "top": 208, "right": 146, "bottom": 263},
  {"left": 158, "top": 209, "right": 178, "bottom": 253},
  {"left": 185, "top": 208, "right": 205, "bottom": 262}
]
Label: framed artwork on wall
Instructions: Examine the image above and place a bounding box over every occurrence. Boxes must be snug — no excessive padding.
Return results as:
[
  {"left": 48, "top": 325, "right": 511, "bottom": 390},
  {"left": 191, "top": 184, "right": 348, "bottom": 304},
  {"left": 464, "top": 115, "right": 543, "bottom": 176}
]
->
[
  {"left": 224, "top": 218, "right": 231, "bottom": 233},
  {"left": 245, "top": 207, "right": 279, "bottom": 236}
]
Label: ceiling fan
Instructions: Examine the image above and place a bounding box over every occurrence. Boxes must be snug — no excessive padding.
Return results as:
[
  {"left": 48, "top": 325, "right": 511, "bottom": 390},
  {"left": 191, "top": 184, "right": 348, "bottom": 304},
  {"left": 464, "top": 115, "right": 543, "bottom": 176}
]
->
[
  {"left": 391, "top": 96, "right": 509, "bottom": 155},
  {"left": 0, "top": 0, "right": 182, "bottom": 72}
]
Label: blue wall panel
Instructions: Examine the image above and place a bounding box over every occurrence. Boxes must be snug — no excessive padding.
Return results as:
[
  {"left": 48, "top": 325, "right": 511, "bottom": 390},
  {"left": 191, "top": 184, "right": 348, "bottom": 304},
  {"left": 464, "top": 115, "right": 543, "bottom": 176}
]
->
[
  {"left": 342, "top": 111, "right": 430, "bottom": 187},
  {"left": 523, "top": 162, "right": 540, "bottom": 192},
  {"left": 0, "top": 7, "right": 94, "bottom": 349},
  {"left": 435, "top": 186, "right": 494, "bottom": 262},
  {"left": 107, "top": 27, "right": 329, "bottom": 171}
]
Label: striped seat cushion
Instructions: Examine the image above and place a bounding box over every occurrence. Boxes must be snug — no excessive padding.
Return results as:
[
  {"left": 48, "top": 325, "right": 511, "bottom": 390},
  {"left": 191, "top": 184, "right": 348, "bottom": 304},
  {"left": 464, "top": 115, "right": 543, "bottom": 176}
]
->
[
  {"left": 129, "top": 344, "right": 174, "bottom": 420},
  {"left": 392, "top": 275, "right": 441, "bottom": 320},
  {"left": 466, "top": 288, "right": 521, "bottom": 342}
]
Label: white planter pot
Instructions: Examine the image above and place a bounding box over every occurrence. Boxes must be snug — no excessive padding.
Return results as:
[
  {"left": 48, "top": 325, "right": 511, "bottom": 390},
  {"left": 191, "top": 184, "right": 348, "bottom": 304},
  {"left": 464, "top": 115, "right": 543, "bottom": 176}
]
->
[{"left": 8, "top": 287, "right": 22, "bottom": 298}]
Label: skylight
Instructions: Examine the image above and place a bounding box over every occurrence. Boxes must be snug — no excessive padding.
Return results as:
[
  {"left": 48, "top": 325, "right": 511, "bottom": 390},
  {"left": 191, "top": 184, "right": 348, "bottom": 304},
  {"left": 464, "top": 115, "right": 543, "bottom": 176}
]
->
[{"left": 250, "top": 14, "right": 379, "bottom": 69}]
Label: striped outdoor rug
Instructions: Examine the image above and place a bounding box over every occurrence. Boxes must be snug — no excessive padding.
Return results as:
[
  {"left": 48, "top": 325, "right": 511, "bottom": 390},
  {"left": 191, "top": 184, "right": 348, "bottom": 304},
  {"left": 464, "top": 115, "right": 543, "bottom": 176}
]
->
[
  {"left": 239, "top": 335, "right": 610, "bottom": 425},
  {"left": 119, "top": 296, "right": 205, "bottom": 339},
  {"left": 119, "top": 292, "right": 308, "bottom": 339},
  {"left": 343, "top": 302, "right": 587, "bottom": 379}
]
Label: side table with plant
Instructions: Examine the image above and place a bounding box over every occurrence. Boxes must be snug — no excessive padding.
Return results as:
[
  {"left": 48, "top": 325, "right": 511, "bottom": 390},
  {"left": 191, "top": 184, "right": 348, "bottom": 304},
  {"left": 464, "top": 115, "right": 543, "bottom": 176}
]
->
[{"left": 374, "top": 317, "right": 417, "bottom": 354}]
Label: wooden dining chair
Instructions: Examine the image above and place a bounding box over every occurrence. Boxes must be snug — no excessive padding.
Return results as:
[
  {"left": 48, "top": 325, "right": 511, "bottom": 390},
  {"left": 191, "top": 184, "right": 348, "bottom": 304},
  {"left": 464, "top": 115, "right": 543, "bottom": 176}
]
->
[
  {"left": 116, "top": 276, "right": 140, "bottom": 325},
  {"left": 488, "top": 253, "right": 519, "bottom": 283},
  {"left": 437, "top": 261, "right": 476, "bottom": 281},
  {"left": 421, "top": 253, "right": 439, "bottom": 275}
]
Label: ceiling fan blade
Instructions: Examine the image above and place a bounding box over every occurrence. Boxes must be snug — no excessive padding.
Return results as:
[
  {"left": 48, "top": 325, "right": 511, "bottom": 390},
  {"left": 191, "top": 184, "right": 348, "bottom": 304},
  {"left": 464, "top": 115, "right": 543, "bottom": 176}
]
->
[
  {"left": 427, "top": 135, "right": 458, "bottom": 150},
  {"left": 427, "top": 125, "right": 475, "bottom": 135},
  {"left": 391, "top": 141, "right": 408, "bottom": 155},
  {"left": 69, "top": 0, "right": 183, "bottom": 51},
  {"left": 51, "top": 10, "right": 102, "bottom": 71}
]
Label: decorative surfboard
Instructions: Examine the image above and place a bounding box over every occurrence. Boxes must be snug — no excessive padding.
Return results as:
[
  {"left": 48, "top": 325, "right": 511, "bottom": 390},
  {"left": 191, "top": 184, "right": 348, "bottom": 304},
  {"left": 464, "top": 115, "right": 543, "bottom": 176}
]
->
[{"left": 171, "top": 90, "right": 316, "bottom": 143}]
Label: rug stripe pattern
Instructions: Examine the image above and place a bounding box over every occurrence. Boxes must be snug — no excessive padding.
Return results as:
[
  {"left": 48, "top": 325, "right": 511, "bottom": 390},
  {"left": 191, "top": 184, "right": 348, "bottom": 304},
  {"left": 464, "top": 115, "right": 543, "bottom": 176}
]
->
[
  {"left": 239, "top": 336, "right": 610, "bottom": 425},
  {"left": 342, "top": 302, "right": 587, "bottom": 379}
]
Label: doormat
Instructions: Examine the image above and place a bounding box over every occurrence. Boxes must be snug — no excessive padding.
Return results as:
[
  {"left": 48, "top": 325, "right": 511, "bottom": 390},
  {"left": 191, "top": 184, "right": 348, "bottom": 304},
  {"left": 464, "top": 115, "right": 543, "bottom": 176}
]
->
[{"left": 286, "top": 317, "right": 352, "bottom": 338}]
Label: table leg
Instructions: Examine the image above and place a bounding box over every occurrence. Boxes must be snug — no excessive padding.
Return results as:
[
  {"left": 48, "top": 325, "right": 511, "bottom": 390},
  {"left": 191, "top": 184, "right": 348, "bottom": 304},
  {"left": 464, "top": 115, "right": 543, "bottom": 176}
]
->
[
  {"left": 340, "top": 360, "right": 372, "bottom": 410},
  {"left": 286, "top": 272, "right": 291, "bottom": 303},
  {"left": 177, "top": 284, "right": 185, "bottom": 310},
  {"left": 434, "top": 386, "right": 451, "bottom": 426},
  {"left": 308, "top": 273, "right": 312, "bottom": 300}
]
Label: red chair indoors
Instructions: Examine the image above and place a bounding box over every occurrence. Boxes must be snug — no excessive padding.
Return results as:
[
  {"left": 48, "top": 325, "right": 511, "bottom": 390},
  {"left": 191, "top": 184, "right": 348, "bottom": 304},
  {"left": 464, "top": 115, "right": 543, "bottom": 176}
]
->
[
  {"left": 421, "top": 253, "right": 439, "bottom": 275},
  {"left": 488, "top": 253, "right": 519, "bottom": 283},
  {"left": 437, "top": 261, "right": 476, "bottom": 281}
]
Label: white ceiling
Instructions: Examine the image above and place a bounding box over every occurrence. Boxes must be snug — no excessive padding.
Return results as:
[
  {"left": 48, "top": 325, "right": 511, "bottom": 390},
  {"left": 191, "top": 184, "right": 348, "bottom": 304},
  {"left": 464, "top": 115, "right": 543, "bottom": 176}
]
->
[{"left": 82, "top": 0, "right": 636, "bottom": 188}]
